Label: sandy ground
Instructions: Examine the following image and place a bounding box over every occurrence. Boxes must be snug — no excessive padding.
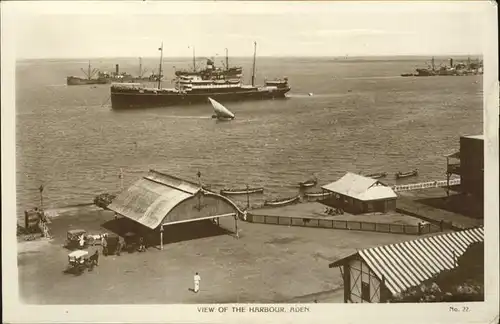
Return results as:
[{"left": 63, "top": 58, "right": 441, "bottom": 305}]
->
[
  {"left": 251, "top": 202, "right": 422, "bottom": 225},
  {"left": 18, "top": 208, "right": 416, "bottom": 304}
]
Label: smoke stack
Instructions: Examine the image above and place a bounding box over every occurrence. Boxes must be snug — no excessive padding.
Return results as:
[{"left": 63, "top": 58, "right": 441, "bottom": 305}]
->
[
  {"left": 449, "top": 58, "right": 453, "bottom": 68},
  {"left": 115, "top": 64, "right": 119, "bottom": 75}
]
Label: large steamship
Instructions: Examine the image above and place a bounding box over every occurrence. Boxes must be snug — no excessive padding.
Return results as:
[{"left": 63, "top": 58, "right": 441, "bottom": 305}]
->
[{"left": 110, "top": 42, "right": 290, "bottom": 109}]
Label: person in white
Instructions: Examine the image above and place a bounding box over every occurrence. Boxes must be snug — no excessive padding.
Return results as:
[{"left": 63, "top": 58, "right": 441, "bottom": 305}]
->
[
  {"left": 194, "top": 272, "right": 201, "bottom": 293},
  {"left": 79, "top": 235, "right": 85, "bottom": 248}
]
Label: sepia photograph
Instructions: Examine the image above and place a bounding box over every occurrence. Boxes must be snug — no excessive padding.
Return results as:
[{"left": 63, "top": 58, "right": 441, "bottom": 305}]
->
[{"left": 1, "top": 1, "right": 498, "bottom": 323}]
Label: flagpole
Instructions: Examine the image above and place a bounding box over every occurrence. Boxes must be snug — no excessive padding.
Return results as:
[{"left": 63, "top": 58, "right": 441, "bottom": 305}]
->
[
  {"left": 119, "top": 168, "right": 124, "bottom": 191},
  {"left": 39, "top": 184, "right": 44, "bottom": 210}
]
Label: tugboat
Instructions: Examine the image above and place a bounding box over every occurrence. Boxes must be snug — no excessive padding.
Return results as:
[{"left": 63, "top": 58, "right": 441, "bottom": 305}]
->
[{"left": 110, "top": 42, "right": 291, "bottom": 109}]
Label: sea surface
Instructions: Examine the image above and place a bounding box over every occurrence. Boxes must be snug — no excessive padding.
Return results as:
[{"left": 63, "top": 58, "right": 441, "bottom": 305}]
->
[{"left": 15, "top": 57, "right": 483, "bottom": 220}]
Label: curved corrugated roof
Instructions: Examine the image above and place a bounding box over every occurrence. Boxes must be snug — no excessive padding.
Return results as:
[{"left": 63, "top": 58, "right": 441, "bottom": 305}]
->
[
  {"left": 108, "top": 176, "right": 194, "bottom": 229},
  {"left": 329, "top": 227, "right": 484, "bottom": 296},
  {"left": 107, "top": 170, "right": 242, "bottom": 229}
]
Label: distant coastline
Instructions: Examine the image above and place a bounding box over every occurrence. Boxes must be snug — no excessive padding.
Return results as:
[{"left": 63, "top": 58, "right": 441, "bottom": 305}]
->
[{"left": 17, "top": 54, "right": 483, "bottom": 63}]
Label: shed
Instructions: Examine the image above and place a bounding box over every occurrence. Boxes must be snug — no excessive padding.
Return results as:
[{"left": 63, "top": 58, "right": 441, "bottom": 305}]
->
[
  {"left": 321, "top": 172, "right": 397, "bottom": 214},
  {"left": 107, "top": 169, "right": 242, "bottom": 249},
  {"left": 328, "top": 227, "right": 484, "bottom": 303}
]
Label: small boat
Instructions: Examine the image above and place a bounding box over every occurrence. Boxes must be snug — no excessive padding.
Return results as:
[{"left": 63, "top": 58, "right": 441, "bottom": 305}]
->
[
  {"left": 264, "top": 195, "right": 300, "bottom": 207},
  {"left": 401, "top": 73, "right": 414, "bottom": 77},
  {"left": 304, "top": 191, "right": 330, "bottom": 198},
  {"left": 220, "top": 187, "right": 264, "bottom": 195},
  {"left": 395, "top": 169, "right": 419, "bottom": 179},
  {"left": 299, "top": 178, "right": 317, "bottom": 188},
  {"left": 366, "top": 172, "right": 387, "bottom": 179},
  {"left": 209, "top": 97, "right": 235, "bottom": 121}
]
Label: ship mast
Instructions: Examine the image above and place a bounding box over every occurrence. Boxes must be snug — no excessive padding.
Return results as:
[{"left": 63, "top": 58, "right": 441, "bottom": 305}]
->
[
  {"left": 431, "top": 56, "right": 435, "bottom": 71},
  {"left": 139, "top": 57, "right": 142, "bottom": 77},
  {"left": 251, "top": 41, "right": 257, "bottom": 86},
  {"left": 158, "top": 43, "right": 163, "bottom": 89},
  {"left": 192, "top": 46, "right": 196, "bottom": 72},
  {"left": 88, "top": 61, "right": 91, "bottom": 80},
  {"left": 225, "top": 48, "right": 229, "bottom": 71}
]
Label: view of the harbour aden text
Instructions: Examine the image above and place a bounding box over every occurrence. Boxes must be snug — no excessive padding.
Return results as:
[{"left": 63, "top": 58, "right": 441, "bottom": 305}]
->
[{"left": 2, "top": 2, "right": 498, "bottom": 321}]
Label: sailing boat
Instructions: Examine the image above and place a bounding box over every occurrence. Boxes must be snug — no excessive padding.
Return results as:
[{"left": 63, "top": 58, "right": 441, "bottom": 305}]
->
[{"left": 209, "top": 97, "right": 235, "bottom": 120}]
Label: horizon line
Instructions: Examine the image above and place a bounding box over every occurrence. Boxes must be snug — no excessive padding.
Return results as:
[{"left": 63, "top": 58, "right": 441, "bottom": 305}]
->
[{"left": 17, "top": 53, "right": 483, "bottom": 61}]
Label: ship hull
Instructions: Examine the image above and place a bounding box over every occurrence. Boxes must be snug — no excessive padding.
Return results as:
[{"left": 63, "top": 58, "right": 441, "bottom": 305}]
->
[
  {"left": 67, "top": 77, "right": 111, "bottom": 86},
  {"left": 110, "top": 87, "right": 291, "bottom": 109}
]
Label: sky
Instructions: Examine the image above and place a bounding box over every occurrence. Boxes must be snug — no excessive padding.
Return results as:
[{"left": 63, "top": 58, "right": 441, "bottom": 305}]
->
[{"left": 5, "top": 1, "right": 492, "bottom": 59}]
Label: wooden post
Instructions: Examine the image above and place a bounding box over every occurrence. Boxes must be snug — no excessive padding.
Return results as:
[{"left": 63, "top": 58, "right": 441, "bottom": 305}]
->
[
  {"left": 160, "top": 225, "right": 164, "bottom": 250},
  {"left": 246, "top": 184, "right": 250, "bottom": 209},
  {"left": 235, "top": 215, "right": 239, "bottom": 239}
]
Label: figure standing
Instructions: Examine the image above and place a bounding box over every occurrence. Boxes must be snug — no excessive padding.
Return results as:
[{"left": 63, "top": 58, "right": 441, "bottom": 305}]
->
[
  {"left": 79, "top": 234, "right": 85, "bottom": 249},
  {"left": 102, "top": 235, "right": 108, "bottom": 256},
  {"left": 193, "top": 272, "right": 201, "bottom": 293}
]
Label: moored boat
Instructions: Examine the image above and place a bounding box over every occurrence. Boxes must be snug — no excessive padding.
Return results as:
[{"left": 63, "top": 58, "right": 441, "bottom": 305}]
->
[
  {"left": 220, "top": 187, "right": 264, "bottom": 195},
  {"left": 299, "top": 178, "right": 317, "bottom": 188},
  {"left": 304, "top": 191, "right": 331, "bottom": 198},
  {"left": 264, "top": 195, "right": 300, "bottom": 207},
  {"left": 395, "top": 169, "right": 419, "bottom": 179},
  {"left": 366, "top": 172, "right": 387, "bottom": 179}
]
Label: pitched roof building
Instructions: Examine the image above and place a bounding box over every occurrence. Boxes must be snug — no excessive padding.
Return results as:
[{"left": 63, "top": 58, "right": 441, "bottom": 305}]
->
[
  {"left": 329, "top": 227, "right": 484, "bottom": 303},
  {"left": 321, "top": 172, "right": 397, "bottom": 214}
]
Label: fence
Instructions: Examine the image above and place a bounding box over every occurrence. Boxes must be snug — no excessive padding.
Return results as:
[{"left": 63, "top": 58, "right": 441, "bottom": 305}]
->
[
  {"left": 247, "top": 213, "right": 444, "bottom": 235},
  {"left": 392, "top": 179, "right": 460, "bottom": 192}
]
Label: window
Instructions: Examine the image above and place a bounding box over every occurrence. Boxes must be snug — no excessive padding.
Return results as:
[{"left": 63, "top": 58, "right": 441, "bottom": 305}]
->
[{"left": 361, "top": 281, "right": 370, "bottom": 302}]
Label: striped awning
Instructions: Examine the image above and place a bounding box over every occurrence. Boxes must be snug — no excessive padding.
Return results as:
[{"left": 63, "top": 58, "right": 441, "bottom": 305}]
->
[{"left": 329, "top": 227, "right": 484, "bottom": 295}]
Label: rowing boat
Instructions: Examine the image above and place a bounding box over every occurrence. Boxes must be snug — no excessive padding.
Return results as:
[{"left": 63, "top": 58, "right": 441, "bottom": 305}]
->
[
  {"left": 366, "top": 172, "right": 387, "bottom": 179},
  {"left": 298, "top": 178, "right": 317, "bottom": 188},
  {"left": 220, "top": 187, "right": 264, "bottom": 195},
  {"left": 264, "top": 195, "right": 300, "bottom": 207},
  {"left": 395, "top": 169, "right": 419, "bottom": 179},
  {"left": 304, "top": 191, "right": 331, "bottom": 198}
]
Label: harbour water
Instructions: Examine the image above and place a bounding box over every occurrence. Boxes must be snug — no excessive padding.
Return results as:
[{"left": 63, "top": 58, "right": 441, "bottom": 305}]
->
[{"left": 15, "top": 57, "right": 482, "bottom": 221}]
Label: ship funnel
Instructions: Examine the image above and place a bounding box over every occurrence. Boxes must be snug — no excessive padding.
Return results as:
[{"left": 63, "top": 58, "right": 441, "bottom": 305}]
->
[
  {"left": 449, "top": 58, "right": 453, "bottom": 68},
  {"left": 116, "top": 64, "right": 120, "bottom": 75}
]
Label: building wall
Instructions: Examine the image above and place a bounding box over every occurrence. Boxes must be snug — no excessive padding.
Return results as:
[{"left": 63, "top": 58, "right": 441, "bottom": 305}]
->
[
  {"left": 324, "top": 194, "right": 396, "bottom": 214},
  {"left": 162, "top": 193, "right": 238, "bottom": 225},
  {"left": 346, "top": 258, "right": 382, "bottom": 303},
  {"left": 460, "top": 136, "right": 484, "bottom": 198}
]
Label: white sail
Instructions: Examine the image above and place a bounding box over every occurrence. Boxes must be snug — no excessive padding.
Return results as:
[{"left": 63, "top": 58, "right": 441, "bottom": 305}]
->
[{"left": 208, "top": 97, "right": 235, "bottom": 119}]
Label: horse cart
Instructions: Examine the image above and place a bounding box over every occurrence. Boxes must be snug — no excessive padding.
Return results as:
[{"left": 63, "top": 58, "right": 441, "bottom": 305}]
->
[{"left": 66, "top": 250, "right": 89, "bottom": 274}]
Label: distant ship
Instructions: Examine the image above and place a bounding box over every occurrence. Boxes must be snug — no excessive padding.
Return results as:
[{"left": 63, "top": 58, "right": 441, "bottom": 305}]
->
[
  {"left": 101, "top": 58, "right": 163, "bottom": 83},
  {"left": 110, "top": 42, "right": 291, "bottom": 110},
  {"left": 401, "top": 57, "right": 483, "bottom": 77},
  {"left": 67, "top": 59, "right": 162, "bottom": 86},
  {"left": 66, "top": 61, "right": 111, "bottom": 85}
]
